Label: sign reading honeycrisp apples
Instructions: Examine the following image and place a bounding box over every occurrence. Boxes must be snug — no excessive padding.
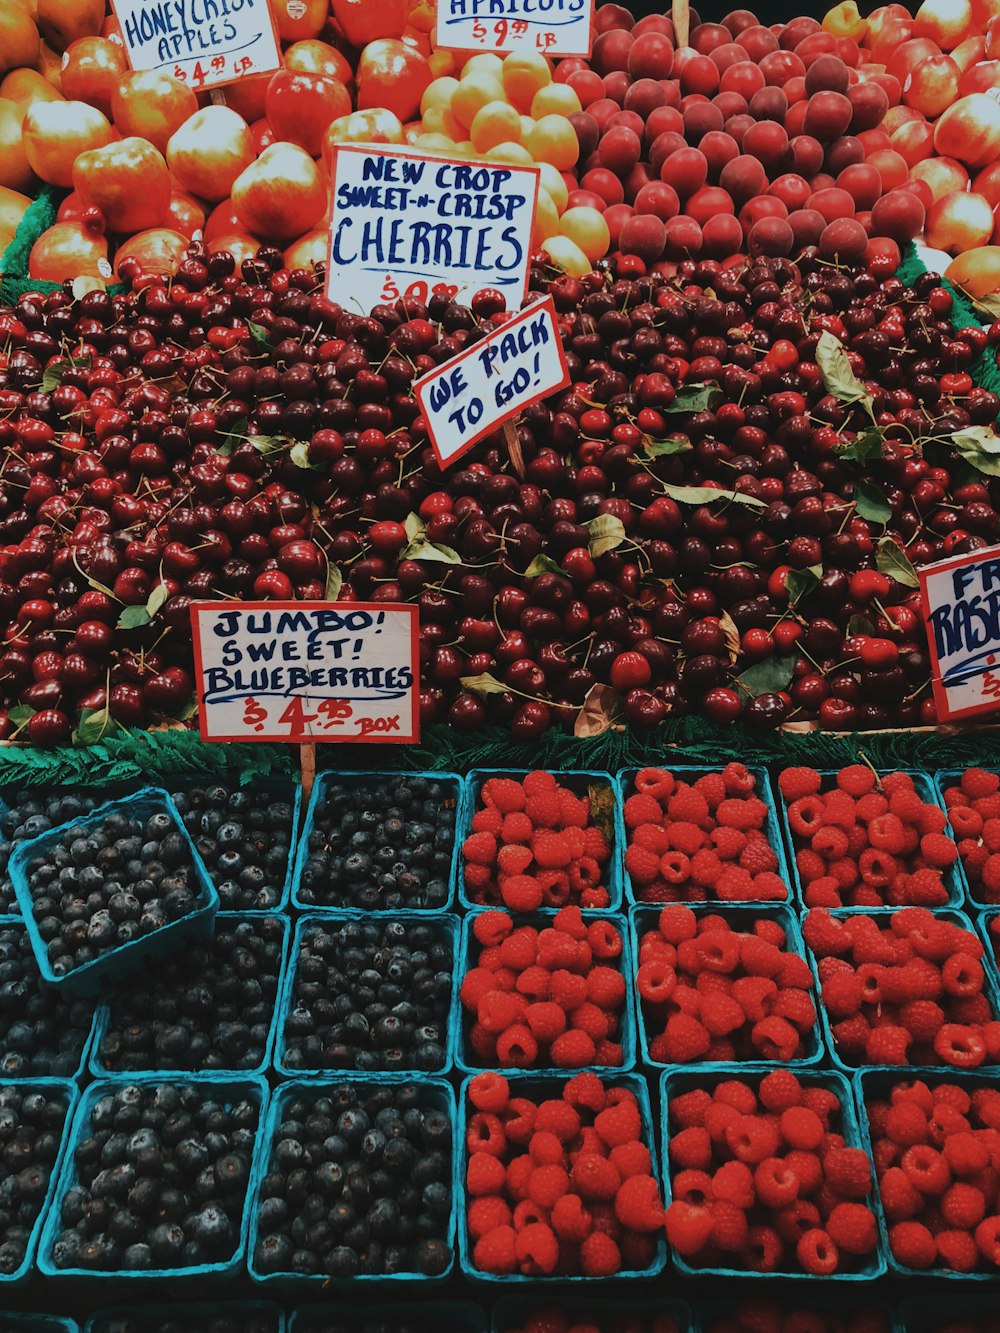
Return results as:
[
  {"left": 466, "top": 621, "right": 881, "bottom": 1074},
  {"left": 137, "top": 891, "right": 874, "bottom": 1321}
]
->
[
  {"left": 111, "top": 0, "right": 282, "bottom": 90},
  {"left": 415, "top": 295, "right": 569, "bottom": 468},
  {"left": 191, "top": 602, "right": 419, "bottom": 743},
  {"left": 326, "top": 146, "right": 539, "bottom": 317},
  {"left": 435, "top": 0, "right": 594, "bottom": 55},
  {"left": 920, "top": 544, "right": 1000, "bottom": 722}
]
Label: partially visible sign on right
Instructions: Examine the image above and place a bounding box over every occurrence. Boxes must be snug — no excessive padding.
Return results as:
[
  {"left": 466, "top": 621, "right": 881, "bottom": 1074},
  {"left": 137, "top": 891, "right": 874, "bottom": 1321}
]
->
[
  {"left": 921, "top": 545, "right": 1000, "bottom": 722},
  {"left": 435, "top": 0, "right": 594, "bottom": 56}
]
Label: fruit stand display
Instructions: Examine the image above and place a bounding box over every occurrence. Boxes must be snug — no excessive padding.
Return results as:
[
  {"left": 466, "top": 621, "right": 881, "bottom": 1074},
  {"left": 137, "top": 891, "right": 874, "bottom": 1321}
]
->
[{"left": 5, "top": 0, "right": 1000, "bottom": 1326}]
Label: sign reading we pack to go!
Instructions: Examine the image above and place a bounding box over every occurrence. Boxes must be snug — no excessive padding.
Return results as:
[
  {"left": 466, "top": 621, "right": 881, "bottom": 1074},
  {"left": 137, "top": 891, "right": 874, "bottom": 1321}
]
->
[
  {"left": 415, "top": 295, "right": 569, "bottom": 468},
  {"left": 435, "top": 0, "right": 594, "bottom": 56},
  {"left": 920, "top": 544, "right": 1000, "bottom": 722},
  {"left": 191, "top": 602, "right": 419, "bottom": 743},
  {"left": 326, "top": 145, "right": 539, "bottom": 317},
  {"left": 111, "top": 0, "right": 282, "bottom": 90}
]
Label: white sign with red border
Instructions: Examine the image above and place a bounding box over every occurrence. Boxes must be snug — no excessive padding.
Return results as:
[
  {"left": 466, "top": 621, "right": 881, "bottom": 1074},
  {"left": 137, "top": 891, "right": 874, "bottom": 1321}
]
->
[
  {"left": 111, "top": 0, "right": 282, "bottom": 91},
  {"left": 191, "top": 602, "right": 419, "bottom": 743},
  {"left": 920, "top": 544, "right": 1000, "bottom": 722},
  {"left": 435, "top": 0, "right": 594, "bottom": 55},
  {"left": 414, "top": 295, "right": 569, "bottom": 469},
  {"left": 326, "top": 146, "right": 539, "bottom": 317}
]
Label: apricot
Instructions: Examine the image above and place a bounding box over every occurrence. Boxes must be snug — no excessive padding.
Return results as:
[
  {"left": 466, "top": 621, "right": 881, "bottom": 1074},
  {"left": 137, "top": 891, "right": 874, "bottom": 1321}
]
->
[
  {"left": 913, "top": 155, "right": 971, "bottom": 202},
  {"left": 914, "top": 0, "right": 972, "bottom": 52},
  {"left": 926, "top": 189, "right": 995, "bottom": 253},
  {"left": 891, "top": 118, "right": 936, "bottom": 167},
  {"left": 934, "top": 93, "right": 1000, "bottom": 167},
  {"left": 945, "top": 244, "right": 1000, "bottom": 295}
]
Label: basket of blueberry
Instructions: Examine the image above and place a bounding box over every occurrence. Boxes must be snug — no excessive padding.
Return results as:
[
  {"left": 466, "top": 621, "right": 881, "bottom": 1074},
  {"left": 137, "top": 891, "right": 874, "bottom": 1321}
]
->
[{"left": 9, "top": 788, "right": 219, "bottom": 996}]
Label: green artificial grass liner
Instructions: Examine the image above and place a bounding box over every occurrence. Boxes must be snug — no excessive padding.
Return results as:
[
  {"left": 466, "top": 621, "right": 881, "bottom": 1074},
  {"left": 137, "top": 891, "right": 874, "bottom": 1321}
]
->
[{"left": 0, "top": 184, "right": 126, "bottom": 304}]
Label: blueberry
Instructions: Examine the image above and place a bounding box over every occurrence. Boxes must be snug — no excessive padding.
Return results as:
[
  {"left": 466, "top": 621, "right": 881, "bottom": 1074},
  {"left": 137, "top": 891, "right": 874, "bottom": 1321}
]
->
[
  {"left": 0, "top": 924, "right": 95, "bottom": 1076},
  {"left": 0, "top": 1086, "right": 70, "bottom": 1276},
  {"left": 170, "top": 782, "right": 295, "bottom": 911},
  {"left": 253, "top": 1084, "right": 452, "bottom": 1279}
]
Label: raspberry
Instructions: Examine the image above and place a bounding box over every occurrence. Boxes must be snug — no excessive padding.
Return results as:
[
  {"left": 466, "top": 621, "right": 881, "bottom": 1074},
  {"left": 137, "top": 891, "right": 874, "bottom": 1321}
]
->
[
  {"left": 759, "top": 1070, "right": 803, "bottom": 1112},
  {"left": 779, "top": 767, "right": 822, "bottom": 801},
  {"left": 580, "top": 1231, "right": 621, "bottom": 1276},
  {"left": 825, "top": 1146, "right": 872, "bottom": 1199},
  {"left": 497, "top": 1024, "right": 539, "bottom": 1067},
  {"left": 502, "top": 875, "right": 544, "bottom": 912},
  {"left": 523, "top": 771, "right": 557, "bottom": 798},
  {"left": 563, "top": 1072, "right": 606, "bottom": 1113},
  {"left": 792, "top": 1227, "right": 837, "bottom": 1275},
  {"left": 718, "top": 798, "right": 765, "bottom": 831},
  {"left": 901, "top": 1143, "right": 951, "bottom": 1194},
  {"left": 868, "top": 814, "right": 906, "bottom": 855},
  {"left": 941, "top": 1181, "right": 987, "bottom": 1228},
  {"left": 624, "top": 793, "right": 664, "bottom": 829},
  {"left": 754, "top": 1156, "right": 799, "bottom": 1208},
  {"left": 472, "top": 807, "right": 504, "bottom": 836},
  {"left": 571, "top": 1152, "right": 621, "bottom": 1202},
  {"left": 594, "top": 1099, "right": 641, "bottom": 1148},
  {"left": 483, "top": 778, "right": 527, "bottom": 814},
  {"left": 974, "top": 1214, "right": 1000, "bottom": 1265},
  {"left": 528, "top": 1163, "right": 570, "bottom": 1210},
  {"left": 614, "top": 1174, "right": 665, "bottom": 1232},
  {"left": 469, "top": 1072, "right": 510, "bottom": 1113},
  {"left": 669, "top": 1126, "right": 712, "bottom": 1171},
  {"left": 661, "top": 1013, "right": 711, "bottom": 1062},
  {"left": 825, "top": 1202, "right": 876, "bottom": 1255},
  {"left": 788, "top": 796, "right": 826, "bottom": 839},
  {"left": 467, "top": 1151, "right": 506, "bottom": 1196},
  {"left": 498, "top": 844, "right": 534, "bottom": 877},
  {"left": 739, "top": 840, "right": 779, "bottom": 875},
  {"left": 515, "top": 1221, "right": 559, "bottom": 1276},
  {"left": 551, "top": 1029, "right": 597, "bottom": 1068},
  {"left": 634, "top": 767, "right": 674, "bottom": 801},
  {"left": 668, "top": 787, "right": 711, "bottom": 827},
  {"left": 935, "top": 1228, "right": 980, "bottom": 1272},
  {"left": 780, "top": 1107, "right": 824, "bottom": 1151},
  {"left": 664, "top": 1201, "right": 715, "bottom": 1256},
  {"left": 464, "top": 831, "right": 498, "bottom": 866},
  {"left": 934, "top": 1024, "right": 988, "bottom": 1069},
  {"left": 865, "top": 1026, "right": 912, "bottom": 1065},
  {"left": 741, "top": 1224, "right": 784, "bottom": 1272},
  {"left": 525, "top": 791, "right": 563, "bottom": 830},
  {"left": 802, "top": 909, "right": 850, "bottom": 957},
  {"left": 725, "top": 1115, "right": 780, "bottom": 1165},
  {"left": 921, "top": 832, "right": 958, "bottom": 868},
  {"left": 889, "top": 1220, "right": 936, "bottom": 1269}
]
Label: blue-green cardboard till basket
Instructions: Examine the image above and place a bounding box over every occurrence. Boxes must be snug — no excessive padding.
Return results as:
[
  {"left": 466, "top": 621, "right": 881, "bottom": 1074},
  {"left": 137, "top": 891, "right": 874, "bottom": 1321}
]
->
[
  {"left": 291, "top": 770, "right": 463, "bottom": 913},
  {"left": 698, "top": 1297, "right": 903, "bottom": 1333},
  {"left": 628, "top": 902, "right": 825, "bottom": 1068},
  {"left": 0, "top": 1078, "right": 79, "bottom": 1287},
  {"left": 457, "top": 1070, "right": 667, "bottom": 1283},
  {"left": 800, "top": 904, "right": 1000, "bottom": 1073},
  {"left": 86, "top": 1305, "right": 283, "bottom": 1332},
  {"left": 454, "top": 907, "right": 638, "bottom": 1076},
  {"left": 899, "top": 1294, "right": 1000, "bottom": 1329},
  {"left": 458, "top": 769, "right": 621, "bottom": 912},
  {"left": 271, "top": 910, "right": 461, "bottom": 1078},
  {"left": 37, "top": 1072, "right": 269, "bottom": 1281},
  {"left": 493, "top": 1296, "right": 692, "bottom": 1331},
  {"left": 934, "top": 768, "right": 998, "bottom": 911},
  {"left": 617, "top": 765, "right": 792, "bottom": 907},
  {"left": 777, "top": 769, "right": 968, "bottom": 910},
  {"left": 246, "top": 1073, "right": 458, "bottom": 1287},
  {"left": 87, "top": 912, "right": 291, "bottom": 1079},
  {"left": 660, "top": 1063, "right": 887, "bottom": 1281},
  {"left": 9, "top": 786, "right": 219, "bottom": 997},
  {"left": 0, "top": 1318, "right": 78, "bottom": 1333},
  {"left": 290, "top": 1303, "right": 485, "bottom": 1332},
  {"left": 855, "top": 1067, "right": 1000, "bottom": 1282}
]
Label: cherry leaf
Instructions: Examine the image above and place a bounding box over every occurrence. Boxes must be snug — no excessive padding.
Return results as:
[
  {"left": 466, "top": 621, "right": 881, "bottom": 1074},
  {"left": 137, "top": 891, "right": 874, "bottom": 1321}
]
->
[
  {"left": 585, "top": 514, "right": 626, "bottom": 557},
  {"left": 661, "top": 483, "right": 765, "bottom": 509},
  {"left": 785, "top": 563, "right": 822, "bottom": 605},
  {"left": 854, "top": 480, "right": 891, "bottom": 526},
  {"left": 460, "top": 672, "right": 508, "bottom": 696},
  {"left": 247, "top": 320, "right": 273, "bottom": 352},
  {"left": 838, "top": 427, "right": 885, "bottom": 464},
  {"left": 737, "top": 653, "right": 798, "bottom": 701},
  {"left": 876, "top": 536, "right": 919, "bottom": 589},
  {"left": 574, "top": 684, "right": 623, "bottom": 738},
  {"left": 76, "top": 705, "right": 114, "bottom": 745},
  {"left": 524, "top": 554, "right": 567, "bottom": 577},
  {"left": 216, "top": 417, "right": 247, "bottom": 458},
  {"left": 950, "top": 425, "right": 1000, "bottom": 478},
  {"left": 719, "top": 610, "right": 741, "bottom": 661},
  {"left": 816, "top": 330, "right": 872, "bottom": 409},
  {"left": 404, "top": 512, "right": 425, "bottom": 542},
  {"left": 643, "top": 436, "right": 691, "bottom": 457},
  {"left": 402, "top": 537, "right": 462, "bottom": 564},
  {"left": 847, "top": 614, "right": 876, "bottom": 637},
  {"left": 176, "top": 695, "right": 199, "bottom": 722},
  {"left": 145, "top": 581, "right": 169, "bottom": 618},
  {"left": 248, "top": 435, "right": 284, "bottom": 455},
  {"left": 664, "top": 382, "right": 722, "bottom": 413},
  {"left": 325, "top": 563, "right": 343, "bottom": 602},
  {"left": 117, "top": 605, "right": 151, "bottom": 630},
  {"left": 41, "top": 355, "right": 91, "bottom": 394},
  {"left": 7, "top": 705, "right": 33, "bottom": 728},
  {"left": 289, "top": 440, "right": 318, "bottom": 470}
]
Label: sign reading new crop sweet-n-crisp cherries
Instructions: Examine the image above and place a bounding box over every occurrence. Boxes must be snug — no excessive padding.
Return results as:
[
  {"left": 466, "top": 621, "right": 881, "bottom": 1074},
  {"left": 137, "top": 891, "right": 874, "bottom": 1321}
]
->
[
  {"left": 111, "top": 0, "right": 282, "bottom": 90},
  {"left": 326, "top": 145, "right": 539, "bottom": 318},
  {"left": 191, "top": 602, "right": 419, "bottom": 743},
  {"left": 414, "top": 295, "right": 569, "bottom": 469},
  {"left": 920, "top": 544, "right": 1000, "bottom": 722},
  {"left": 435, "top": 0, "right": 594, "bottom": 55}
]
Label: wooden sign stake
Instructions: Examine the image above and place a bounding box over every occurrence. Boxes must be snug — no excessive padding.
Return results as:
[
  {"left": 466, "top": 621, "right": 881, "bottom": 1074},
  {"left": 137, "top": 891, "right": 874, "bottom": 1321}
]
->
[
  {"left": 300, "top": 741, "right": 317, "bottom": 800},
  {"left": 672, "top": 0, "right": 690, "bottom": 47},
  {"left": 503, "top": 419, "right": 525, "bottom": 479}
]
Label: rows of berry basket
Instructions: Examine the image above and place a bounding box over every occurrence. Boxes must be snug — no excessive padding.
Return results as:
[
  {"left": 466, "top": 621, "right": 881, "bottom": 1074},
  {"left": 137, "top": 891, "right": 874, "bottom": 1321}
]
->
[{"left": 0, "top": 763, "right": 999, "bottom": 1289}]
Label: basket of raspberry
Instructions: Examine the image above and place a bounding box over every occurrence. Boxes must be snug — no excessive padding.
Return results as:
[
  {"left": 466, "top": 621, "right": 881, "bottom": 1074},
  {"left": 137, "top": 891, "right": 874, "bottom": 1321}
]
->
[
  {"left": 455, "top": 906, "right": 636, "bottom": 1076},
  {"left": 802, "top": 906, "right": 1000, "bottom": 1072},
  {"left": 272, "top": 912, "right": 459, "bottom": 1078},
  {"left": 288, "top": 1303, "right": 484, "bottom": 1333},
  {"left": 85, "top": 1304, "right": 283, "bottom": 1333},
  {"left": 856, "top": 1071, "right": 1000, "bottom": 1279},
  {"left": 697, "top": 1296, "right": 901, "bottom": 1333},
  {"left": 630, "top": 904, "right": 823, "bottom": 1068},
  {"left": 492, "top": 1298, "right": 691, "bottom": 1333},
  {"left": 662, "top": 1066, "right": 886, "bottom": 1281},
  {"left": 778, "top": 766, "right": 966, "bottom": 910},
  {"left": 899, "top": 1295, "right": 1000, "bottom": 1331},
  {"left": 618, "top": 765, "right": 790, "bottom": 907},
  {"left": 935, "top": 768, "right": 1000, "bottom": 910},
  {"left": 292, "top": 771, "right": 462, "bottom": 913},
  {"left": 458, "top": 1070, "right": 668, "bottom": 1282},
  {"left": 459, "top": 771, "right": 620, "bottom": 913}
]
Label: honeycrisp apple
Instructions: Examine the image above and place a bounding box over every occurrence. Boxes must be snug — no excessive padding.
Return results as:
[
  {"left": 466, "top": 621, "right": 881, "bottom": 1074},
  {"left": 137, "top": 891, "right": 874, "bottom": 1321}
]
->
[{"left": 231, "top": 141, "right": 326, "bottom": 240}]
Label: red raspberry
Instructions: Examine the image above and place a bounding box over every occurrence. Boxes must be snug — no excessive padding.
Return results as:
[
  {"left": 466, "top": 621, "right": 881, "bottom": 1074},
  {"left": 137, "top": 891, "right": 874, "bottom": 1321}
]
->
[
  {"left": 664, "top": 1200, "right": 715, "bottom": 1256},
  {"left": 625, "top": 844, "right": 661, "bottom": 887},
  {"left": 497, "top": 1024, "right": 539, "bottom": 1067},
  {"left": 961, "top": 768, "right": 1000, "bottom": 799},
  {"left": 634, "top": 767, "right": 674, "bottom": 801},
  {"left": 941, "top": 1181, "right": 987, "bottom": 1228},
  {"left": 624, "top": 793, "right": 664, "bottom": 829},
  {"left": 498, "top": 845, "right": 534, "bottom": 877},
  {"left": 974, "top": 1215, "right": 1000, "bottom": 1265},
  {"left": 780, "top": 1107, "right": 824, "bottom": 1151},
  {"left": 525, "top": 790, "right": 564, "bottom": 830},
  {"left": 483, "top": 778, "right": 527, "bottom": 814},
  {"left": 472, "top": 808, "right": 504, "bottom": 836},
  {"left": 469, "top": 1072, "right": 510, "bottom": 1113},
  {"left": 754, "top": 1156, "right": 799, "bottom": 1208},
  {"left": 614, "top": 1174, "right": 665, "bottom": 1232},
  {"left": 515, "top": 1222, "right": 558, "bottom": 1276},
  {"left": 502, "top": 875, "right": 544, "bottom": 912},
  {"left": 661, "top": 1014, "right": 711, "bottom": 1062},
  {"left": 669, "top": 1126, "right": 712, "bottom": 1171},
  {"left": 779, "top": 767, "right": 822, "bottom": 801},
  {"left": 725, "top": 1116, "right": 780, "bottom": 1165},
  {"left": 467, "top": 1152, "right": 506, "bottom": 1195},
  {"left": 580, "top": 1231, "right": 621, "bottom": 1276},
  {"left": 571, "top": 1152, "right": 620, "bottom": 1202},
  {"left": 551, "top": 1029, "right": 597, "bottom": 1068},
  {"left": 825, "top": 1146, "right": 872, "bottom": 1199},
  {"left": 741, "top": 1224, "right": 784, "bottom": 1272},
  {"left": 594, "top": 1099, "right": 641, "bottom": 1148},
  {"left": 936, "top": 1228, "right": 980, "bottom": 1272},
  {"left": 865, "top": 1026, "right": 912, "bottom": 1065},
  {"left": 934, "top": 1024, "right": 988, "bottom": 1069},
  {"left": 868, "top": 814, "right": 907, "bottom": 855},
  {"left": 473, "top": 1223, "right": 518, "bottom": 1273},
  {"left": 467, "top": 1196, "right": 512, "bottom": 1242},
  {"left": 464, "top": 831, "right": 498, "bottom": 866},
  {"left": 837, "top": 765, "right": 877, "bottom": 797},
  {"left": 826, "top": 1202, "right": 876, "bottom": 1255},
  {"left": 889, "top": 1220, "right": 936, "bottom": 1269},
  {"left": 796, "top": 1228, "right": 839, "bottom": 1275},
  {"left": 759, "top": 1070, "right": 804, "bottom": 1112},
  {"left": 668, "top": 788, "right": 712, "bottom": 827},
  {"left": 563, "top": 1072, "right": 605, "bottom": 1112}
]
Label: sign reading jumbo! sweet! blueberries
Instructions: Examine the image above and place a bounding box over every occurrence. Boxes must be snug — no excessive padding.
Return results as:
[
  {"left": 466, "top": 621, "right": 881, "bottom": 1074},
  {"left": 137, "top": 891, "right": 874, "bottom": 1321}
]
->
[
  {"left": 435, "top": 0, "right": 594, "bottom": 56},
  {"left": 111, "top": 0, "right": 282, "bottom": 91},
  {"left": 415, "top": 295, "right": 569, "bottom": 468},
  {"left": 325, "top": 146, "right": 539, "bottom": 318},
  {"left": 191, "top": 603, "right": 419, "bottom": 743},
  {"left": 920, "top": 544, "right": 1000, "bottom": 722}
]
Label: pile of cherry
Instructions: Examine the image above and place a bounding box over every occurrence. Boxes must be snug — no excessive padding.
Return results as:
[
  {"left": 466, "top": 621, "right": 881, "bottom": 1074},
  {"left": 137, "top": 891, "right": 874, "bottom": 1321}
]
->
[{"left": 0, "top": 238, "right": 998, "bottom": 742}]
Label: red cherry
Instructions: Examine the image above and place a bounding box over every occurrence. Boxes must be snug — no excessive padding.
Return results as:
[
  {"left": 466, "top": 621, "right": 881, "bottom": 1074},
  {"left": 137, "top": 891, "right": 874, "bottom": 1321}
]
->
[
  {"left": 610, "top": 650, "right": 652, "bottom": 691},
  {"left": 253, "top": 570, "right": 294, "bottom": 600}
]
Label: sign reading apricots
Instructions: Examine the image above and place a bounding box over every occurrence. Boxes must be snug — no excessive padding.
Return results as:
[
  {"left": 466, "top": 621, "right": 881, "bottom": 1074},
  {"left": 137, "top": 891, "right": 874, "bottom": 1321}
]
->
[
  {"left": 111, "top": 0, "right": 282, "bottom": 90},
  {"left": 435, "top": 0, "right": 594, "bottom": 56},
  {"left": 415, "top": 296, "right": 569, "bottom": 468},
  {"left": 325, "top": 146, "right": 540, "bottom": 316}
]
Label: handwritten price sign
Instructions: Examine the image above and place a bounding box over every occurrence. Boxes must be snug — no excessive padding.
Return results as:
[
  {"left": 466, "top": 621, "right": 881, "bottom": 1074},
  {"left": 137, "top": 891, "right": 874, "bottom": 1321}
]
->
[
  {"left": 920, "top": 544, "right": 1000, "bottom": 723},
  {"left": 191, "top": 602, "right": 419, "bottom": 743},
  {"left": 111, "top": 0, "right": 282, "bottom": 91},
  {"left": 435, "top": 0, "right": 594, "bottom": 56},
  {"left": 326, "top": 146, "right": 539, "bottom": 317}
]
